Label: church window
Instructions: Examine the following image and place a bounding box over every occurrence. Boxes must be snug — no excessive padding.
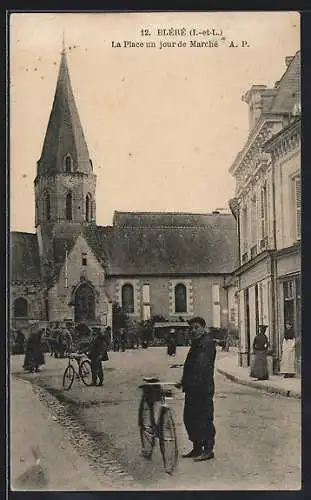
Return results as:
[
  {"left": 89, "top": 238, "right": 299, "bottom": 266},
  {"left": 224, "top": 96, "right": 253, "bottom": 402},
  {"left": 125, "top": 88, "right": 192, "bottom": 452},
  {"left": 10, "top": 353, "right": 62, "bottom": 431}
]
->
[
  {"left": 13, "top": 297, "right": 28, "bottom": 318},
  {"left": 122, "top": 283, "right": 134, "bottom": 314},
  {"left": 66, "top": 192, "right": 73, "bottom": 220},
  {"left": 65, "top": 154, "right": 73, "bottom": 173},
  {"left": 86, "top": 193, "right": 92, "bottom": 222},
  {"left": 82, "top": 254, "right": 87, "bottom": 266},
  {"left": 175, "top": 283, "right": 187, "bottom": 313},
  {"left": 45, "top": 191, "right": 51, "bottom": 221}
]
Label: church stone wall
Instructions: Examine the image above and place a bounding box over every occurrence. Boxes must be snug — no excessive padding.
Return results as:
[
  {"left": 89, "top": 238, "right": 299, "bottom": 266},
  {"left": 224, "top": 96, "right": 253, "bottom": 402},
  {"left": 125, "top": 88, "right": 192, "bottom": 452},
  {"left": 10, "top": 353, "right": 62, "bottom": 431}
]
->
[
  {"left": 48, "top": 235, "right": 111, "bottom": 326},
  {"left": 105, "top": 275, "right": 230, "bottom": 328},
  {"left": 11, "top": 283, "right": 44, "bottom": 335}
]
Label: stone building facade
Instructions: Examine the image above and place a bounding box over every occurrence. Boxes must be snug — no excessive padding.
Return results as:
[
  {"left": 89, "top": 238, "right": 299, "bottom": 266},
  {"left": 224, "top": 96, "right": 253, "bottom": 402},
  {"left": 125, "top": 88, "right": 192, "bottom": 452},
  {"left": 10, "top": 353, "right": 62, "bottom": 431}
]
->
[
  {"left": 229, "top": 51, "right": 301, "bottom": 372},
  {"left": 11, "top": 48, "right": 238, "bottom": 337}
]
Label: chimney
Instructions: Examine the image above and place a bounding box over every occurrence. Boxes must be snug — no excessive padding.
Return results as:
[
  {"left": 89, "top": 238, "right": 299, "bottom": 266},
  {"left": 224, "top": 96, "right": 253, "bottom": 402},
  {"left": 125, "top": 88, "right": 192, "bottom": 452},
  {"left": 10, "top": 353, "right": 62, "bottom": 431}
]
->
[{"left": 242, "top": 85, "right": 267, "bottom": 132}]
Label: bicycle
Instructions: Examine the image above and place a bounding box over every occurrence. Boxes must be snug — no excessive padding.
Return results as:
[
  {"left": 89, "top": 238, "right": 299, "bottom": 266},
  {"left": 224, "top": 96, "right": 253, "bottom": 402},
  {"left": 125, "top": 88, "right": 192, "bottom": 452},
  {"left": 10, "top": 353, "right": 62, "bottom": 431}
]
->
[
  {"left": 62, "top": 353, "right": 93, "bottom": 390},
  {"left": 138, "top": 377, "right": 178, "bottom": 474}
]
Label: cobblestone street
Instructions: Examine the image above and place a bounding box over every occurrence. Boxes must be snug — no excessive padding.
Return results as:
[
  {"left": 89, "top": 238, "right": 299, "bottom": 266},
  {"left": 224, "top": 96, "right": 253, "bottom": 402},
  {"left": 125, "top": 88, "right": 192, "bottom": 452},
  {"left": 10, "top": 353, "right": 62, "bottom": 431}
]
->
[{"left": 11, "top": 348, "right": 301, "bottom": 490}]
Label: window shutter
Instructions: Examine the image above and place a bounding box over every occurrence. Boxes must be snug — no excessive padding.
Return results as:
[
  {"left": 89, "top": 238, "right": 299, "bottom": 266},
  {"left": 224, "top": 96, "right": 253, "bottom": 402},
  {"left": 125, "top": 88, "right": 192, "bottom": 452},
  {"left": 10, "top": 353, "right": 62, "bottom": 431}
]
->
[
  {"left": 212, "top": 285, "right": 221, "bottom": 328},
  {"left": 294, "top": 176, "right": 301, "bottom": 239},
  {"left": 251, "top": 196, "right": 257, "bottom": 245}
]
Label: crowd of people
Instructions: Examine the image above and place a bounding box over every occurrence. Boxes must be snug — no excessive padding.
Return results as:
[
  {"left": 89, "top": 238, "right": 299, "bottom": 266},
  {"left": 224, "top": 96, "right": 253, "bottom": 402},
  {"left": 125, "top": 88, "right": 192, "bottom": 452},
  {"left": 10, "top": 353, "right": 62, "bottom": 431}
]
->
[
  {"left": 11, "top": 315, "right": 299, "bottom": 464},
  {"left": 12, "top": 322, "right": 154, "bottom": 375}
]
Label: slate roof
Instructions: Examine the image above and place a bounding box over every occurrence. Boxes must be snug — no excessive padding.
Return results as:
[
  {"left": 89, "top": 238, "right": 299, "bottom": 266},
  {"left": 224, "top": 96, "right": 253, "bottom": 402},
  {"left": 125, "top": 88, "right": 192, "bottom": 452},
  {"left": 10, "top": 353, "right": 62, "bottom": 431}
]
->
[
  {"left": 11, "top": 212, "right": 238, "bottom": 282},
  {"left": 11, "top": 232, "right": 41, "bottom": 283},
  {"left": 269, "top": 51, "right": 300, "bottom": 114},
  {"left": 37, "top": 50, "right": 92, "bottom": 176},
  {"left": 84, "top": 212, "right": 238, "bottom": 275}
]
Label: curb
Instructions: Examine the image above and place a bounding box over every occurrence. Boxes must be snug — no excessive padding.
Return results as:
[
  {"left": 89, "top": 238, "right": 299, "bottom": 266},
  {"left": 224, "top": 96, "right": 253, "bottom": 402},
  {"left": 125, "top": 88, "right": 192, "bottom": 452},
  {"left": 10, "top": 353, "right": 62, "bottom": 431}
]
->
[{"left": 217, "top": 367, "right": 301, "bottom": 399}]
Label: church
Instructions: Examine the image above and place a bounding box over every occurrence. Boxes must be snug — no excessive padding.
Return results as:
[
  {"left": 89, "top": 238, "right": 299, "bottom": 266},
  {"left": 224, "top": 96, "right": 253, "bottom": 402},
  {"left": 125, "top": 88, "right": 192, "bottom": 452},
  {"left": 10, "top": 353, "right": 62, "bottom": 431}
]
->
[{"left": 11, "top": 48, "right": 238, "bottom": 336}]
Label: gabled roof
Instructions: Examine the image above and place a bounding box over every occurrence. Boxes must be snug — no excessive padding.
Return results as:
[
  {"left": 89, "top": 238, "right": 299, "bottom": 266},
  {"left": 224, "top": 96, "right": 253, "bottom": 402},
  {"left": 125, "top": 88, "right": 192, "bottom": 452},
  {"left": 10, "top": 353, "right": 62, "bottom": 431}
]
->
[
  {"left": 11, "top": 232, "right": 41, "bottom": 283},
  {"left": 52, "top": 234, "right": 80, "bottom": 279},
  {"left": 37, "top": 50, "right": 92, "bottom": 177},
  {"left": 84, "top": 212, "right": 238, "bottom": 275}
]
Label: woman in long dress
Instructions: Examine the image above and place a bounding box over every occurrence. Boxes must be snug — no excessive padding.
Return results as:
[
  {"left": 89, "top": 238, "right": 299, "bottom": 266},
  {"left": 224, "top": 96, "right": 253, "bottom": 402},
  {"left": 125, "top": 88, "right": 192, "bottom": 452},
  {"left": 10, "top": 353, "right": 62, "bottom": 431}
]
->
[
  {"left": 167, "top": 329, "right": 177, "bottom": 357},
  {"left": 250, "top": 325, "right": 269, "bottom": 380},
  {"left": 280, "top": 323, "right": 296, "bottom": 378}
]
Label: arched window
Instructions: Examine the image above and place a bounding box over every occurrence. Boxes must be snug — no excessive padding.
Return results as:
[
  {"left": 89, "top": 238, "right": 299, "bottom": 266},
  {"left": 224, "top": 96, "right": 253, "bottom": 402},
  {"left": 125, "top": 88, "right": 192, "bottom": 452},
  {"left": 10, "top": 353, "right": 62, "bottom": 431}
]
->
[
  {"left": 45, "top": 191, "right": 51, "bottom": 221},
  {"left": 65, "top": 154, "right": 73, "bottom": 173},
  {"left": 66, "top": 192, "right": 73, "bottom": 220},
  {"left": 85, "top": 193, "right": 92, "bottom": 222},
  {"left": 122, "top": 284, "right": 134, "bottom": 314},
  {"left": 175, "top": 283, "right": 187, "bottom": 313},
  {"left": 13, "top": 297, "right": 28, "bottom": 318}
]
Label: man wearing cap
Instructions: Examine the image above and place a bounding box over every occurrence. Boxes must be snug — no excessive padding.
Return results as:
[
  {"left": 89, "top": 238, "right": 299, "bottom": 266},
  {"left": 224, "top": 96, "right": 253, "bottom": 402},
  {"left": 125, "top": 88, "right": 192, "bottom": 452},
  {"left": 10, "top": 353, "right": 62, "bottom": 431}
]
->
[{"left": 178, "top": 316, "right": 216, "bottom": 461}]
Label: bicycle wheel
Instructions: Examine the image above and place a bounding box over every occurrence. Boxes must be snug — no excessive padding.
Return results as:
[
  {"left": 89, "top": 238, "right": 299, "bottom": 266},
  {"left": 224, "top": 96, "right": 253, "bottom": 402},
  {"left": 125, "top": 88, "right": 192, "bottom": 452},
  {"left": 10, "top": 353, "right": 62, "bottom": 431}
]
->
[
  {"left": 79, "top": 359, "right": 93, "bottom": 386},
  {"left": 138, "top": 396, "right": 156, "bottom": 459},
  {"left": 159, "top": 407, "right": 178, "bottom": 474},
  {"left": 62, "top": 365, "right": 75, "bottom": 391}
]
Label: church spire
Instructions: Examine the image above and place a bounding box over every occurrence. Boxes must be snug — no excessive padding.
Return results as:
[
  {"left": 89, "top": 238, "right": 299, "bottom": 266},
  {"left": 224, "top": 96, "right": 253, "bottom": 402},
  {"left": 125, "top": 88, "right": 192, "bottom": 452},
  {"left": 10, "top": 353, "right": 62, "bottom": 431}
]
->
[
  {"left": 61, "top": 31, "right": 65, "bottom": 55},
  {"left": 37, "top": 42, "right": 92, "bottom": 177}
]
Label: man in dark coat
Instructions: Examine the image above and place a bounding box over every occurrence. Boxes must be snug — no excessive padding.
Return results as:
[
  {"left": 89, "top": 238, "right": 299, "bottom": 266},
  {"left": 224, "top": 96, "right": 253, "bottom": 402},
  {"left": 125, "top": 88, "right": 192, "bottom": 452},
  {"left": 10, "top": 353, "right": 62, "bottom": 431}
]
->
[
  {"left": 179, "top": 316, "right": 216, "bottom": 461},
  {"left": 87, "top": 328, "right": 108, "bottom": 386}
]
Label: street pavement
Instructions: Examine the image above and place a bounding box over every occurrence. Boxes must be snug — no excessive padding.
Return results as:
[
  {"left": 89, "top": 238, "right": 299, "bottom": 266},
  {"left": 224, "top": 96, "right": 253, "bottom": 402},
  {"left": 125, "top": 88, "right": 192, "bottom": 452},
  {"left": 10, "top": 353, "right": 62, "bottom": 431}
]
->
[
  {"left": 10, "top": 347, "right": 301, "bottom": 490},
  {"left": 217, "top": 353, "right": 301, "bottom": 399},
  {"left": 10, "top": 376, "right": 104, "bottom": 490}
]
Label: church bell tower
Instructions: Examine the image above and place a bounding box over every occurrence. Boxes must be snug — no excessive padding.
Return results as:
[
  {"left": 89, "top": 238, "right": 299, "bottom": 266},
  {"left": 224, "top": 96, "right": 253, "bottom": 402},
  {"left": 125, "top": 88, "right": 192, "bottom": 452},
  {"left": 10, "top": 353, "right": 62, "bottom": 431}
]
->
[{"left": 34, "top": 44, "right": 96, "bottom": 242}]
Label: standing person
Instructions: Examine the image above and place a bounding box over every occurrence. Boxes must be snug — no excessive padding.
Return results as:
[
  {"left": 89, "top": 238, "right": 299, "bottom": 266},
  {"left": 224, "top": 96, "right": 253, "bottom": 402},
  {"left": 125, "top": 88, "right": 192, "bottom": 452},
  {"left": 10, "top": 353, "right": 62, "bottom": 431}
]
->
[
  {"left": 280, "top": 322, "right": 296, "bottom": 378},
  {"left": 62, "top": 326, "right": 73, "bottom": 356},
  {"left": 104, "top": 326, "right": 112, "bottom": 351},
  {"left": 119, "top": 328, "right": 127, "bottom": 352},
  {"left": 52, "top": 323, "right": 62, "bottom": 358},
  {"left": 167, "top": 328, "right": 177, "bottom": 357},
  {"left": 23, "top": 332, "right": 36, "bottom": 372},
  {"left": 23, "top": 329, "right": 45, "bottom": 372},
  {"left": 87, "top": 328, "right": 109, "bottom": 386},
  {"left": 177, "top": 317, "right": 216, "bottom": 461},
  {"left": 32, "top": 329, "right": 45, "bottom": 372},
  {"left": 113, "top": 330, "right": 120, "bottom": 352},
  {"left": 250, "top": 325, "right": 269, "bottom": 381},
  {"left": 15, "top": 330, "right": 25, "bottom": 354}
]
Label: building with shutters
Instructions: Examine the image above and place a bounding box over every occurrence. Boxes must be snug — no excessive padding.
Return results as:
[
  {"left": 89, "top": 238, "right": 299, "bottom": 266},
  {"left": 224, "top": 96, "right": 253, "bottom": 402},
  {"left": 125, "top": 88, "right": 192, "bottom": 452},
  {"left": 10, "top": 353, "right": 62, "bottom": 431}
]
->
[
  {"left": 229, "top": 51, "right": 301, "bottom": 373},
  {"left": 11, "top": 46, "right": 238, "bottom": 337}
]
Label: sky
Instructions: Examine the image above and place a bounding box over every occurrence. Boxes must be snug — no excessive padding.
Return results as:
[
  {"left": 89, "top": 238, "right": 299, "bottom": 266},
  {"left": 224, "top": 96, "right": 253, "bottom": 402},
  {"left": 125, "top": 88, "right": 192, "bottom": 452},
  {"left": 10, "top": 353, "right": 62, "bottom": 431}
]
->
[{"left": 10, "top": 11, "right": 300, "bottom": 233}]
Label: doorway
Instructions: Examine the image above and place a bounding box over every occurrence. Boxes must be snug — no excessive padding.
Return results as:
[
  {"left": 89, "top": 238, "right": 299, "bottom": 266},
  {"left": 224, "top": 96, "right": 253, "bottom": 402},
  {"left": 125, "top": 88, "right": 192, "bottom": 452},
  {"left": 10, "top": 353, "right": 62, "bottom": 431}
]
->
[
  {"left": 74, "top": 283, "right": 96, "bottom": 322},
  {"left": 244, "top": 288, "right": 251, "bottom": 365}
]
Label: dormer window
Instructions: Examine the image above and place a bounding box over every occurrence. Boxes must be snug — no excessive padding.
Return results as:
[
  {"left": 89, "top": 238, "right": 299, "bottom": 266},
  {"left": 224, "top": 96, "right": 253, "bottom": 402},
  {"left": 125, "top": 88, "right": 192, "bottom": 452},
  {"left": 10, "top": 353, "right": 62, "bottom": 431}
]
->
[{"left": 65, "top": 154, "right": 73, "bottom": 173}]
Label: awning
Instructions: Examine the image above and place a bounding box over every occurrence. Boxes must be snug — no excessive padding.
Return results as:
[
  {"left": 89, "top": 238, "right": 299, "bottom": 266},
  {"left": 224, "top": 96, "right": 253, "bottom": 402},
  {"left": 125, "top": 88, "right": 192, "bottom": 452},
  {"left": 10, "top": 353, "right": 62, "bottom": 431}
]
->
[{"left": 153, "top": 322, "right": 189, "bottom": 329}]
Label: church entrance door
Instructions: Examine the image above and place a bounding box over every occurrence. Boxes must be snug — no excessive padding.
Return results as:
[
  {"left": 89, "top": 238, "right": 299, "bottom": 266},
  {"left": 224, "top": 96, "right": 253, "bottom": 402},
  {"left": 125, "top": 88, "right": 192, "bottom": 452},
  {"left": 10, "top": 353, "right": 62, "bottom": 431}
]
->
[{"left": 74, "top": 283, "right": 96, "bottom": 323}]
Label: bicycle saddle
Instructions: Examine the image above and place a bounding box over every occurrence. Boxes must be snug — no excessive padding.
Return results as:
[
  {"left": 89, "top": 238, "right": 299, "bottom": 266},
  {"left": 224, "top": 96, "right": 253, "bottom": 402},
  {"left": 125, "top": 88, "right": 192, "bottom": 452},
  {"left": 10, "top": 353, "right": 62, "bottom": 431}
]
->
[{"left": 143, "top": 377, "right": 160, "bottom": 383}]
